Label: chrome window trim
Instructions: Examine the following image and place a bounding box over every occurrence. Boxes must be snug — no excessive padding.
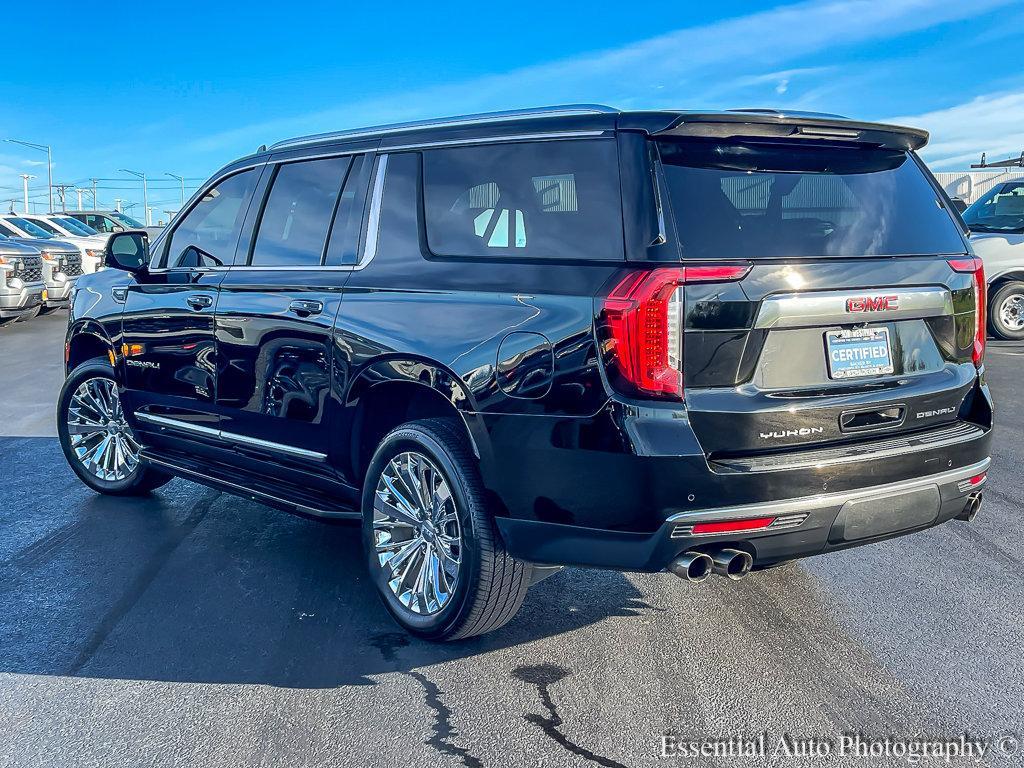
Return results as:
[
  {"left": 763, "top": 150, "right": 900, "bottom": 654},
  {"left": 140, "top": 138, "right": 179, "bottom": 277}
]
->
[
  {"left": 666, "top": 457, "right": 990, "bottom": 524},
  {"left": 359, "top": 154, "right": 388, "bottom": 268},
  {"left": 136, "top": 412, "right": 328, "bottom": 462},
  {"left": 753, "top": 286, "right": 954, "bottom": 329},
  {"left": 147, "top": 132, "right": 605, "bottom": 275}
]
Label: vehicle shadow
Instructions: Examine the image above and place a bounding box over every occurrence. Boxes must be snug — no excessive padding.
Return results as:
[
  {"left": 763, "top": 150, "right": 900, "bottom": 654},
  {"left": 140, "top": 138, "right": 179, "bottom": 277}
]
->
[{"left": 0, "top": 437, "right": 656, "bottom": 689}]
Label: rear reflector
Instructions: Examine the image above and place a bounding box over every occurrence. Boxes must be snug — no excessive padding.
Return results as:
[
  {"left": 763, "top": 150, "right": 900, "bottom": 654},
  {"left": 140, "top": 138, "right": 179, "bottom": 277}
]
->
[
  {"left": 957, "top": 471, "right": 987, "bottom": 493},
  {"left": 597, "top": 264, "right": 750, "bottom": 399},
  {"left": 691, "top": 517, "right": 776, "bottom": 535},
  {"left": 948, "top": 257, "right": 986, "bottom": 366}
]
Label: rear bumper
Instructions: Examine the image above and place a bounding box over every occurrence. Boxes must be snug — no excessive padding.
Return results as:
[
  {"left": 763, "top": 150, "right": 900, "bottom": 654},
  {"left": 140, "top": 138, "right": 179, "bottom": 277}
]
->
[{"left": 496, "top": 457, "right": 990, "bottom": 571}]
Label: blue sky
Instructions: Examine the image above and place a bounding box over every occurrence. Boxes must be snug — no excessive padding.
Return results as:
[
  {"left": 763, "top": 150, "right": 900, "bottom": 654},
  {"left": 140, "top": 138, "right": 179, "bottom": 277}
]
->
[{"left": 3, "top": 0, "right": 1023, "bottom": 217}]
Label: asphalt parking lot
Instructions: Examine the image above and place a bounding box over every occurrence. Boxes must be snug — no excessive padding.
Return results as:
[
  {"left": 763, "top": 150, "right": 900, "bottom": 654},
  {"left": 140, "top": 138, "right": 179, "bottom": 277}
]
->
[{"left": 1, "top": 311, "right": 1022, "bottom": 768}]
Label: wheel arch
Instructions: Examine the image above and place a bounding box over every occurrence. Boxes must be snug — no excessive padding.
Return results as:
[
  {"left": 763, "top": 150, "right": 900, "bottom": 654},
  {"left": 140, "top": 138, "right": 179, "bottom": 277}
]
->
[
  {"left": 988, "top": 269, "right": 1024, "bottom": 290},
  {"left": 65, "top": 320, "right": 116, "bottom": 376},
  {"left": 346, "top": 358, "right": 489, "bottom": 484}
]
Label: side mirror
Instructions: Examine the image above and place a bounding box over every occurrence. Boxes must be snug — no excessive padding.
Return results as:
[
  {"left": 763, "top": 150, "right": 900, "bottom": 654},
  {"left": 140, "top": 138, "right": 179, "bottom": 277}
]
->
[
  {"left": 111, "top": 224, "right": 126, "bottom": 233},
  {"left": 104, "top": 230, "right": 150, "bottom": 274}
]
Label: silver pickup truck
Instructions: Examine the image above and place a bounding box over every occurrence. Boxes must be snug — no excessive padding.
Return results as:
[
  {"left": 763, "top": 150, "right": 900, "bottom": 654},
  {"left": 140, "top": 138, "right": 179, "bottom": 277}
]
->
[
  {"left": 963, "top": 179, "right": 1024, "bottom": 340},
  {"left": 0, "top": 235, "right": 46, "bottom": 326}
]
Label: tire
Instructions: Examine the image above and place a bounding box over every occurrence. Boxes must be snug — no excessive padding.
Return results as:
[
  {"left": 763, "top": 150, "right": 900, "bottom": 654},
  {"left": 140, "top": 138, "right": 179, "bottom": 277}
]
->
[
  {"left": 988, "top": 281, "right": 1024, "bottom": 341},
  {"left": 362, "top": 418, "right": 532, "bottom": 641},
  {"left": 57, "top": 357, "right": 172, "bottom": 496}
]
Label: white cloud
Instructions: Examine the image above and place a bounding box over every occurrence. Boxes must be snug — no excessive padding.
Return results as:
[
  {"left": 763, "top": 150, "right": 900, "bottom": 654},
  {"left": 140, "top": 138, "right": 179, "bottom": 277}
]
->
[
  {"left": 887, "top": 91, "right": 1024, "bottom": 170},
  {"left": 187, "top": 0, "right": 1013, "bottom": 155}
]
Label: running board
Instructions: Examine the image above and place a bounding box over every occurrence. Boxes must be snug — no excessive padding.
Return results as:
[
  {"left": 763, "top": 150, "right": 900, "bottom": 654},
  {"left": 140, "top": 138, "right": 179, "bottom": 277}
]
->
[{"left": 142, "top": 451, "right": 360, "bottom": 522}]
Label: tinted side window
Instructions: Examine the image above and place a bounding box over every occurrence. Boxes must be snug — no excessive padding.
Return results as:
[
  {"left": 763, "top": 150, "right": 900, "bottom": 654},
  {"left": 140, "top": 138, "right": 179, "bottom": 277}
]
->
[
  {"left": 324, "top": 155, "right": 371, "bottom": 266},
  {"left": 251, "top": 157, "right": 350, "bottom": 267},
  {"left": 166, "top": 169, "right": 258, "bottom": 268},
  {"left": 422, "top": 140, "right": 623, "bottom": 260}
]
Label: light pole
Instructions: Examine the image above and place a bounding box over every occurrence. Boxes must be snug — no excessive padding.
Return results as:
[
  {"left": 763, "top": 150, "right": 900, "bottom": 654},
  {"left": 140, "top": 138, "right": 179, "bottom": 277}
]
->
[
  {"left": 19, "top": 174, "right": 35, "bottom": 213},
  {"left": 5, "top": 138, "right": 53, "bottom": 212},
  {"left": 120, "top": 169, "right": 149, "bottom": 225},
  {"left": 76, "top": 189, "right": 84, "bottom": 211},
  {"left": 165, "top": 172, "right": 186, "bottom": 206},
  {"left": 114, "top": 198, "right": 122, "bottom": 213},
  {"left": 90, "top": 178, "right": 99, "bottom": 210}
]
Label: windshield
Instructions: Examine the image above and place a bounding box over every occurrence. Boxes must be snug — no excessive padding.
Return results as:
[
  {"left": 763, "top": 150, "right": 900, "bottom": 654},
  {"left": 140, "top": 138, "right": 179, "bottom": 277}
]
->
[
  {"left": 25, "top": 218, "right": 63, "bottom": 236},
  {"left": 111, "top": 212, "right": 144, "bottom": 227},
  {"left": 4, "top": 217, "right": 52, "bottom": 238},
  {"left": 57, "top": 216, "right": 98, "bottom": 236},
  {"left": 656, "top": 140, "right": 966, "bottom": 259},
  {"left": 962, "top": 182, "right": 1024, "bottom": 233}
]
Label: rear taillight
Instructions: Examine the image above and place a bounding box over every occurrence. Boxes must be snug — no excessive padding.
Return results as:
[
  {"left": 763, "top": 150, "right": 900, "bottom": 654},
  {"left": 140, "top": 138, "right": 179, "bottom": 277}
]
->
[
  {"left": 597, "top": 264, "right": 750, "bottom": 399},
  {"left": 948, "top": 257, "right": 986, "bottom": 366}
]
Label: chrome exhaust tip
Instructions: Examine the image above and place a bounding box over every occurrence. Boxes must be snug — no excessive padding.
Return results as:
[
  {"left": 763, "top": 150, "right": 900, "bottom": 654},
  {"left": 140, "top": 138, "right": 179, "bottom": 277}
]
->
[
  {"left": 710, "top": 548, "right": 753, "bottom": 581},
  {"left": 956, "top": 493, "right": 982, "bottom": 522},
  {"left": 669, "top": 551, "right": 714, "bottom": 583}
]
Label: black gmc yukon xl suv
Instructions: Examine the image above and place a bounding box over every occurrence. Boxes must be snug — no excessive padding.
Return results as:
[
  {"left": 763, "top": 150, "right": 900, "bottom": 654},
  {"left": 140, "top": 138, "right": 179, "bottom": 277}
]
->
[{"left": 59, "top": 106, "right": 993, "bottom": 640}]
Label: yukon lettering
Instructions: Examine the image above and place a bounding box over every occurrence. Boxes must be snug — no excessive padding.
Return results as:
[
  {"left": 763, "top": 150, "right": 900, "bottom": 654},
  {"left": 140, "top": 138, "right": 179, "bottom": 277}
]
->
[{"left": 759, "top": 427, "right": 826, "bottom": 440}]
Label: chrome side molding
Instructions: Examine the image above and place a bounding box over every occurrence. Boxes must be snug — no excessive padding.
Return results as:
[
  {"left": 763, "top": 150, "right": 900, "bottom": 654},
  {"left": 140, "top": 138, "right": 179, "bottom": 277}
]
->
[{"left": 136, "top": 412, "right": 328, "bottom": 462}]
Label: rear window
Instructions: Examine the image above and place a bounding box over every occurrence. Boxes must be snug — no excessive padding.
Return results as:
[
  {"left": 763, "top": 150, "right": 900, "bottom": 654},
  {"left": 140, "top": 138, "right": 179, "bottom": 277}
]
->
[
  {"left": 422, "top": 139, "right": 623, "bottom": 260},
  {"left": 657, "top": 140, "right": 966, "bottom": 259}
]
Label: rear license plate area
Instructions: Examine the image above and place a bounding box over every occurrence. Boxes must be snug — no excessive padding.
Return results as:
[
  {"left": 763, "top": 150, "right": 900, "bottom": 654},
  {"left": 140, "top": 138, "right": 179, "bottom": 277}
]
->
[
  {"left": 825, "top": 328, "right": 893, "bottom": 379},
  {"left": 831, "top": 485, "right": 940, "bottom": 542}
]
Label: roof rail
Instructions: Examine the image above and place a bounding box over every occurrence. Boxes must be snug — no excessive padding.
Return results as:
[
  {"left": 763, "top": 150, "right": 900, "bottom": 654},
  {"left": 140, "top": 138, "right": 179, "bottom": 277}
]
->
[{"left": 268, "top": 104, "right": 619, "bottom": 150}]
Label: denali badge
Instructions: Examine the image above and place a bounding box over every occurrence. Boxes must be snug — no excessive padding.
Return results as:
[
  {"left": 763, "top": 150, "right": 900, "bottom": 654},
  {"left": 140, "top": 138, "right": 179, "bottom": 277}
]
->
[
  {"left": 916, "top": 406, "right": 957, "bottom": 419},
  {"left": 759, "top": 427, "right": 825, "bottom": 440},
  {"left": 126, "top": 359, "right": 160, "bottom": 370},
  {"left": 846, "top": 295, "right": 899, "bottom": 312}
]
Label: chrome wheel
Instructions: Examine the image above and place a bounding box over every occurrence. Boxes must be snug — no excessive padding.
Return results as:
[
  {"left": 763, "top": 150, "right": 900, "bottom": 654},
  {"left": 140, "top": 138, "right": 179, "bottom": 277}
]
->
[
  {"left": 66, "top": 376, "right": 140, "bottom": 482},
  {"left": 373, "top": 451, "right": 462, "bottom": 615},
  {"left": 999, "top": 293, "right": 1024, "bottom": 331}
]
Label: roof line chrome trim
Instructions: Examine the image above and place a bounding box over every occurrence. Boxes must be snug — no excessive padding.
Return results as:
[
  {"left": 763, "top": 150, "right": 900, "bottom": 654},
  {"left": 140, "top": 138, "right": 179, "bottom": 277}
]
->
[
  {"left": 382, "top": 130, "right": 607, "bottom": 152},
  {"left": 268, "top": 104, "right": 617, "bottom": 150},
  {"left": 753, "top": 286, "right": 954, "bottom": 329},
  {"left": 667, "top": 457, "right": 990, "bottom": 524},
  {"left": 135, "top": 412, "right": 328, "bottom": 462},
  {"left": 268, "top": 147, "right": 377, "bottom": 163}
]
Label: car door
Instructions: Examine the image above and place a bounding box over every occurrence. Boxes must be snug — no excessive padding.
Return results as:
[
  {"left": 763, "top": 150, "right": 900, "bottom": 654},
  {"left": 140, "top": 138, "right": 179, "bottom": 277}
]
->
[
  {"left": 214, "top": 151, "right": 372, "bottom": 484},
  {"left": 120, "top": 167, "right": 263, "bottom": 446}
]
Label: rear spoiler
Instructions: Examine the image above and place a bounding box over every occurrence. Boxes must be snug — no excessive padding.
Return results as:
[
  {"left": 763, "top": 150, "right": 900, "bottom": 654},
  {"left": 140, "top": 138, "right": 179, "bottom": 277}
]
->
[{"left": 654, "top": 110, "right": 928, "bottom": 151}]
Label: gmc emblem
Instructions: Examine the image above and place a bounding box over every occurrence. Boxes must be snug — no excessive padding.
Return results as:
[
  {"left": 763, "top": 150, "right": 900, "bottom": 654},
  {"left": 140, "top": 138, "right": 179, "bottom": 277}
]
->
[{"left": 846, "top": 295, "right": 899, "bottom": 312}]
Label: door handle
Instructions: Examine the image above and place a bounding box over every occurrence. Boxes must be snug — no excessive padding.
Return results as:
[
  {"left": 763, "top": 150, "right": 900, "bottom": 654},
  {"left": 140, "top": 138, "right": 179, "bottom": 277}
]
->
[
  {"left": 186, "top": 294, "right": 213, "bottom": 310},
  {"left": 288, "top": 299, "right": 323, "bottom": 317}
]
